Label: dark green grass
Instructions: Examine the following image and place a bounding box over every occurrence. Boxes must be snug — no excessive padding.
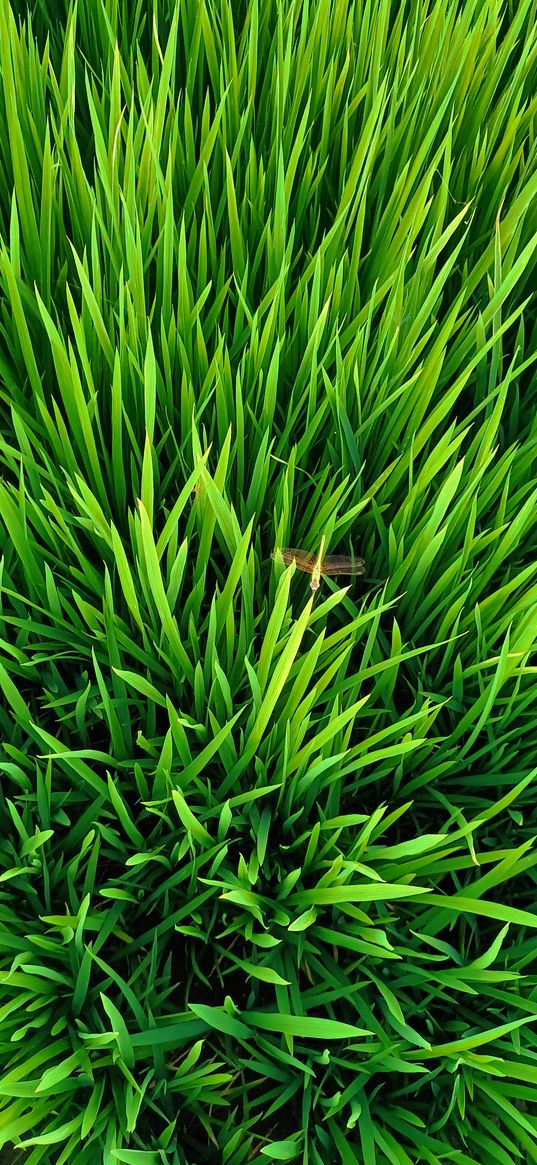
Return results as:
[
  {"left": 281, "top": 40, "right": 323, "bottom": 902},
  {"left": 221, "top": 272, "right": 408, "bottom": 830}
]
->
[{"left": 0, "top": 0, "right": 537, "bottom": 1161}]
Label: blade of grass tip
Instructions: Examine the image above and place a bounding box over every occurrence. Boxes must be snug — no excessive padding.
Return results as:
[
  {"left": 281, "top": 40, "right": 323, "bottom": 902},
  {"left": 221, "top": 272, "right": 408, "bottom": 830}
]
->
[
  {"left": 213, "top": 516, "right": 254, "bottom": 634},
  {"left": 0, "top": 6, "right": 41, "bottom": 268},
  {"left": 110, "top": 523, "right": 145, "bottom": 632},
  {"left": 0, "top": 482, "right": 42, "bottom": 591},
  {"left": 225, "top": 150, "right": 246, "bottom": 279},
  {"left": 219, "top": 595, "right": 314, "bottom": 793},
  {"left": 143, "top": 328, "right": 157, "bottom": 446},
  {"left": 91, "top": 648, "right": 128, "bottom": 760},
  {"left": 29, "top": 723, "right": 109, "bottom": 797},
  {"left": 137, "top": 500, "right": 194, "bottom": 684},
  {"left": 169, "top": 707, "right": 243, "bottom": 792},
  {"left": 68, "top": 242, "right": 115, "bottom": 369},
  {"left": 140, "top": 431, "right": 155, "bottom": 526},
  {"left": 0, "top": 235, "right": 44, "bottom": 403},
  {"left": 197, "top": 465, "right": 242, "bottom": 554},
  {"left": 156, "top": 447, "right": 212, "bottom": 557},
  {"left": 286, "top": 693, "right": 370, "bottom": 777},
  {"left": 107, "top": 773, "right": 145, "bottom": 849}
]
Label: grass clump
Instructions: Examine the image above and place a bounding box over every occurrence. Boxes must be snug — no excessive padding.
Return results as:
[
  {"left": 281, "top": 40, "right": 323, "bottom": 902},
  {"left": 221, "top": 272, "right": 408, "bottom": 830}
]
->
[{"left": 1, "top": 0, "right": 537, "bottom": 1161}]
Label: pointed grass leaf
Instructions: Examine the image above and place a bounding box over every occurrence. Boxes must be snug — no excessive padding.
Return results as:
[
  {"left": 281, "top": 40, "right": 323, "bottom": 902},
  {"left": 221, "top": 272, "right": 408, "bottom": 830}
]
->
[{"left": 245, "top": 1013, "right": 372, "bottom": 1039}]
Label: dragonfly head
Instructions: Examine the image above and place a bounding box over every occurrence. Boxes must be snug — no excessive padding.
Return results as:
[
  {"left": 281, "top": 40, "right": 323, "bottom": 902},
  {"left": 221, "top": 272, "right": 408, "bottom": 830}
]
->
[{"left": 310, "top": 579, "right": 320, "bottom": 591}]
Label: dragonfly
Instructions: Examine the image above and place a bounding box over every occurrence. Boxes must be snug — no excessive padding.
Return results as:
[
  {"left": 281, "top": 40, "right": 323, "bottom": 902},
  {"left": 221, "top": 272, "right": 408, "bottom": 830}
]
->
[{"left": 272, "top": 535, "right": 366, "bottom": 591}]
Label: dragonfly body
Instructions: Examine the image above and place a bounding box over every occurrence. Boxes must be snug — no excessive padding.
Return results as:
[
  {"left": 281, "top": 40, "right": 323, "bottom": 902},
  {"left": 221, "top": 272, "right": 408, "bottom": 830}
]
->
[
  {"left": 272, "top": 536, "right": 365, "bottom": 590},
  {"left": 310, "top": 534, "right": 326, "bottom": 590}
]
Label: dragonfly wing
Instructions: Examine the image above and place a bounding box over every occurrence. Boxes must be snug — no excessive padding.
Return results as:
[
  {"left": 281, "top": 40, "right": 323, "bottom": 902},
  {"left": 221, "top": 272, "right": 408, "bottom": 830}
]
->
[
  {"left": 321, "top": 555, "right": 366, "bottom": 576},
  {"left": 272, "top": 548, "right": 316, "bottom": 572}
]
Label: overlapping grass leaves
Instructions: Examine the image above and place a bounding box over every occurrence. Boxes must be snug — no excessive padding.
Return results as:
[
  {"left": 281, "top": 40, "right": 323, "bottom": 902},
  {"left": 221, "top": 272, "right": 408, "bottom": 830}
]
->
[{"left": 0, "top": 0, "right": 537, "bottom": 1161}]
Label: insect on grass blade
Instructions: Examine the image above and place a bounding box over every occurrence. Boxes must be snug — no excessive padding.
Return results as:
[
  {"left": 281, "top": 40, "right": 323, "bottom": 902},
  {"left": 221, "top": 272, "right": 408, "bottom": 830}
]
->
[{"left": 271, "top": 538, "right": 365, "bottom": 591}]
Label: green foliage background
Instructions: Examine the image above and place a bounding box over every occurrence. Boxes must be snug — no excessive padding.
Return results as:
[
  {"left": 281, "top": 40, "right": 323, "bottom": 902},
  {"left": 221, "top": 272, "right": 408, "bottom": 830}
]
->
[{"left": 0, "top": 0, "right": 537, "bottom": 1161}]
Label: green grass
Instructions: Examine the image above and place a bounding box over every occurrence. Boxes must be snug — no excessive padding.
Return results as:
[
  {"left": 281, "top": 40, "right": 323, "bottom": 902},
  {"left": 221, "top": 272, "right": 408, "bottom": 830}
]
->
[{"left": 0, "top": 0, "right": 537, "bottom": 1160}]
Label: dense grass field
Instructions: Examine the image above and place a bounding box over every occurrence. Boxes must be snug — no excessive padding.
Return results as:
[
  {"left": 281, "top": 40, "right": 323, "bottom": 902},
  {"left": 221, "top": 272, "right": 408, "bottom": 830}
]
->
[{"left": 1, "top": 0, "right": 537, "bottom": 1161}]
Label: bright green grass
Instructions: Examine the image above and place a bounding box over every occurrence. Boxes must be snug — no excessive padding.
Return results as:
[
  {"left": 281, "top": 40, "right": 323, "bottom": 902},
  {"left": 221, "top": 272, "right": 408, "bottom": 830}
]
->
[{"left": 0, "top": 0, "right": 537, "bottom": 1161}]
